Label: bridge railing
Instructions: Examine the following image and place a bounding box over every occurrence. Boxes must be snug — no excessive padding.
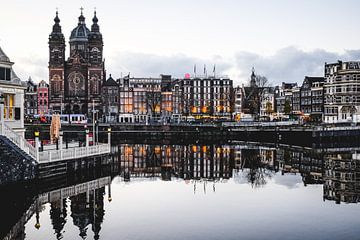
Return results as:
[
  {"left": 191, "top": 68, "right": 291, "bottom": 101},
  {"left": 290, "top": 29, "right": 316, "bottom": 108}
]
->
[{"left": 38, "top": 143, "right": 110, "bottom": 163}]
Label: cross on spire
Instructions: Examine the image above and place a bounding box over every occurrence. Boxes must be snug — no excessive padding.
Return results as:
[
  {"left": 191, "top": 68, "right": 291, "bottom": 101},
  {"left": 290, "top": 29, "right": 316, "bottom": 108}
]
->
[{"left": 80, "top": 7, "right": 84, "bottom": 15}]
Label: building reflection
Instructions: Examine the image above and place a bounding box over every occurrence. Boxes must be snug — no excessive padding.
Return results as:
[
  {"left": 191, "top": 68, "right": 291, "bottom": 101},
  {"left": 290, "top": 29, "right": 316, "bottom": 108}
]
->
[
  {"left": 2, "top": 144, "right": 360, "bottom": 240},
  {"left": 323, "top": 152, "right": 360, "bottom": 204},
  {"left": 2, "top": 176, "right": 112, "bottom": 240},
  {"left": 116, "top": 143, "right": 360, "bottom": 203},
  {"left": 118, "top": 144, "right": 234, "bottom": 182}
]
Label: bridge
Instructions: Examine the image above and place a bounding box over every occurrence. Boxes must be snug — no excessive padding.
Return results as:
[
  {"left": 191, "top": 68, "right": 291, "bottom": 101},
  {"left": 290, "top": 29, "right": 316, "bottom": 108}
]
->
[{"left": 0, "top": 123, "right": 111, "bottom": 164}]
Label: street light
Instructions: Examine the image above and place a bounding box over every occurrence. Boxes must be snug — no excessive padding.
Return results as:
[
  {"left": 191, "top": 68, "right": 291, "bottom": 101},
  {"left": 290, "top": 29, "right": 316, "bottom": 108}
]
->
[
  {"left": 0, "top": 93, "right": 4, "bottom": 135},
  {"left": 34, "top": 130, "right": 40, "bottom": 138},
  {"left": 34, "top": 130, "right": 40, "bottom": 160}
]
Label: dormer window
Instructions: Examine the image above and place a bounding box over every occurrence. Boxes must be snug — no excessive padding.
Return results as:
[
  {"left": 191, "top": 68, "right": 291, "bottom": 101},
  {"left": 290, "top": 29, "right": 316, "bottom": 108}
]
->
[{"left": 0, "top": 67, "right": 11, "bottom": 81}]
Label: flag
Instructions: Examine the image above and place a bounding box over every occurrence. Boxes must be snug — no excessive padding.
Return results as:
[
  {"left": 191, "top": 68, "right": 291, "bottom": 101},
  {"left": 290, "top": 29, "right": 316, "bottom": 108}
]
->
[
  {"left": 213, "top": 64, "right": 216, "bottom": 73},
  {"left": 194, "top": 64, "right": 197, "bottom": 74},
  {"left": 204, "top": 64, "right": 207, "bottom": 75}
]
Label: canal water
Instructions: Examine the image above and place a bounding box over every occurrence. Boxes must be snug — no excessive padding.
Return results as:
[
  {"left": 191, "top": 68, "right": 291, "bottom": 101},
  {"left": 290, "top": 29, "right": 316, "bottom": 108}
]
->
[{"left": 1, "top": 141, "right": 360, "bottom": 240}]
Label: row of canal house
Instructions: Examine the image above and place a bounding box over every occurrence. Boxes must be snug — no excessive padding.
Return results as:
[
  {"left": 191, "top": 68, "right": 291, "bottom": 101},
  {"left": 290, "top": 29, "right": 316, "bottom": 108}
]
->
[
  {"left": 274, "top": 77, "right": 325, "bottom": 122},
  {"left": 102, "top": 74, "right": 233, "bottom": 124},
  {"left": 24, "top": 78, "right": 49, "bottom": 116},
  {"left": 268, "top": 61, "right": 360, "bottom": 123}
]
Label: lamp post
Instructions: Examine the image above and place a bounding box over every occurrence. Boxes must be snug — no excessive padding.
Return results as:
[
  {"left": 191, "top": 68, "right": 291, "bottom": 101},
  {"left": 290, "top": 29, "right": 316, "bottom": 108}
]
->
[
  {"left": 0, "top": 93, "right": 4, "bottom": 135},
  {"left": 34, "top": 198, "right": 40, "bottom": 230},
  {"left": 34, "top": 130, "right": 40, "bottom": 161},
  {"left": 108, "top": 183, "right": 112, "bottom": 202},
  {"left": 59, "top": 129, "right": 63, "bottom": 160},
  {"left": 85, "top": 125, "right": 89, "bottom": 148},
  {"left": 92, "top": 99, "right": 95, "bottom": 145}
]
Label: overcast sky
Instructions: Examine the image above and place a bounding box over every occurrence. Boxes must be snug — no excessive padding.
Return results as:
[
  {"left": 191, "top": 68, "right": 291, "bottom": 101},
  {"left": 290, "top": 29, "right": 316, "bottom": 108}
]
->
[{"left": 1, "top": 0, "right": 360, "bottom": 86}]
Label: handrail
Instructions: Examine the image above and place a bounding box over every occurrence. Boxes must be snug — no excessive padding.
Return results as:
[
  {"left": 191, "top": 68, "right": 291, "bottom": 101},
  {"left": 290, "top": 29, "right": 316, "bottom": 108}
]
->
[{"left": 1, "top": 123, "right": 37, "bottom": 160}]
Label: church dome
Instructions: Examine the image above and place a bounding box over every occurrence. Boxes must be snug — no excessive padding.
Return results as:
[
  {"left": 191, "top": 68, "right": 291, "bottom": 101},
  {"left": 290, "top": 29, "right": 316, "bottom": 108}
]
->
[
  {"left": 69, "top": 12, "right": 90, "bottom": 42},
  {"left": 70, "top": 25, "right": 90, "bottom": 42}
]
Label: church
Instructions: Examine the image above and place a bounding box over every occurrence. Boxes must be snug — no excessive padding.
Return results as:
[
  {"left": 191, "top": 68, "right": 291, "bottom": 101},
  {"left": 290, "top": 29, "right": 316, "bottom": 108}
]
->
[{"left": 48, "top": 9, "right": 105, "bottom": 115}]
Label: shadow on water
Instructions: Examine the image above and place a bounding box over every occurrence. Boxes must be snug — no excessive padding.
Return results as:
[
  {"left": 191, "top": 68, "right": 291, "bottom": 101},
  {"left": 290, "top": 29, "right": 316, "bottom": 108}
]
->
[{"left": 1, "top": 138, "right": 360, "bottom": 240}]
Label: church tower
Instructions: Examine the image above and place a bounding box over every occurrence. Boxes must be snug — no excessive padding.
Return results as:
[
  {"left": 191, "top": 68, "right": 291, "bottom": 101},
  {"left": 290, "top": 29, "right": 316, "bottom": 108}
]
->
[
  {"left": 87, "top": 10, "right": 105, "bottom": 113},
  {"left": 49, "top": 8, "right": 105, "bottom": 115},
  {"left": 49, "top": 11, "right": 65, "bottom": 113},
  {"left": 65, "top": 9, "right": 90, "bottom": 114}
]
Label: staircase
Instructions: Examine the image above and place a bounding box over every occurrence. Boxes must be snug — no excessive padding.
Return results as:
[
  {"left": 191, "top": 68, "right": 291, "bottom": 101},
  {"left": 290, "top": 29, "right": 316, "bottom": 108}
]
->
[
  {"left": 0, "top": 135, "right": 37, "bottom": 185},
  {"left": 0, "top": 123, "right": 37, "bottom": 161}
]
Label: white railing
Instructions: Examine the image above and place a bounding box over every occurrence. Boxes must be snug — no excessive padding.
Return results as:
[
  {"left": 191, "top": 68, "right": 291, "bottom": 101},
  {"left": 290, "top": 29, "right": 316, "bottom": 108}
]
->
[
  {"left": 38, "top": 143, "right": 110, "bottom": 163},
  {"left": 1, "top": 121, "right": 110, "bottom": 163},
  {"left": 37, "top": 176, "right": 111, "bottom": 205},
  {"left": 1, "top": 123, "right": 37, "bottom": 160},
  {"left": 222, "top": 120, "right": 300, "bottom": 128}
]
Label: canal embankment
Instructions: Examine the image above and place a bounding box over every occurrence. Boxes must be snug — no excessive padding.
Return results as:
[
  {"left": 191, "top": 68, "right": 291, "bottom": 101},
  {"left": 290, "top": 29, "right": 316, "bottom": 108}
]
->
[{"left": 24, "top": 123, "right": 360, "bottom": 148}]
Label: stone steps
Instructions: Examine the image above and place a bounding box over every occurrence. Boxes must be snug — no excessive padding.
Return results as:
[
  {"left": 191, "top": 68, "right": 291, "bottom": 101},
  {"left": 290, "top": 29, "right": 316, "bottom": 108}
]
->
[{"left": 0, "top": 136, "right": 37, "bottom": 185}]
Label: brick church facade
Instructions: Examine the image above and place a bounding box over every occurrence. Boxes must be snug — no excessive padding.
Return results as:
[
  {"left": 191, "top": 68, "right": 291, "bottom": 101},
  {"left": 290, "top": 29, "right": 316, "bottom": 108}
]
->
[{"left": 48, "top": 10, "right": 105, "bottom": 115}]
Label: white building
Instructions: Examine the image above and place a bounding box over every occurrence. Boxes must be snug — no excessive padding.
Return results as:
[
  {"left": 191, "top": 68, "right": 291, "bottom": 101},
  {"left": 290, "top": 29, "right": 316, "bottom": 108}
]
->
[
  {"left": 259, "top": 87, "right": 275, "bottom": 120},
  {"left": 324, "top": 61, "right": 360, "bottom": 123},
  {"left": 0, "top": 46, "right": 25, "bottom": 136},
  {"left": 233, "top": 86, "right": 244, "bottom": 121}
]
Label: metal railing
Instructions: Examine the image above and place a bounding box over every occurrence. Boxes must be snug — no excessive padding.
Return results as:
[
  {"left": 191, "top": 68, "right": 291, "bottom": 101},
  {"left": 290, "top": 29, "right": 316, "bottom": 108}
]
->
[
  {"left": 1, "top": 122, "right": 37, "bottom": 160},
  {"left": 38, "top": 143, "right": 110, "bottom": 163}
]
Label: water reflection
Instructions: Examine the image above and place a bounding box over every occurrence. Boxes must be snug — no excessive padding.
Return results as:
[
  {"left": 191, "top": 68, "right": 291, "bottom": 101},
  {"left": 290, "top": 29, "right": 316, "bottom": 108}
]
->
[
  {"left": 1, "top": 142, "right": 360, "bottom": 240},
  {"left": 113, "top": 143, "right": 360, "bottom": 203}
]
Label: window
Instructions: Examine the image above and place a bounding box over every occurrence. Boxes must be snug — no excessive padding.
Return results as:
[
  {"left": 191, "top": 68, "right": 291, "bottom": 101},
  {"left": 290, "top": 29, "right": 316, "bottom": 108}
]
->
[
  {"left": 0, "top": 67, "right": 11, "bottom": 81},
  {"left": 3, "top": 94, "right": 15, "bottom": 120}
]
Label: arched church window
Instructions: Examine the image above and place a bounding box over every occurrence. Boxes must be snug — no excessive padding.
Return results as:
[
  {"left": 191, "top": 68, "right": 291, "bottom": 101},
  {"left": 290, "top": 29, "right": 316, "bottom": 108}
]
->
[
  {"left": 90, "top": 75, "right": 99, "bottom": 95},
  {"left": 51, "top": 74, "right": 61, "bottom": 95},
  {"left": 90, "top": 47, "right": 101, "bottom": 64}
]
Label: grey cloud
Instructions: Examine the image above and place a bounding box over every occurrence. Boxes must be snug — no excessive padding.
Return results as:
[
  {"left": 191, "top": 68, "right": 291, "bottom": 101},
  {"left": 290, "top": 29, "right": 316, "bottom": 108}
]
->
[
  {"left": 234, "top": 47, "right": 360, "bottom": 86},
  {"left": 15, "top": 56, "right": 47, "bottom": 82},
  {"left": 272, "top": 173, "right": 303, "bottom": 189},
  {"left": 14, "top": 47, "right": 360, "bottom": 85},
  {"left": 107, "top": 51, "right": 232, "bottom": 79}
]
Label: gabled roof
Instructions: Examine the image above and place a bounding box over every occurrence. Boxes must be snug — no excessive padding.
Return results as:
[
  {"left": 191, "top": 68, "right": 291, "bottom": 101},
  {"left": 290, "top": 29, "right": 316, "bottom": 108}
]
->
[
  {"left": 302, "top": 76, "right": 325, "bottom": 89},
  {"left": 103, "top": 75, "right": 119, "bottom": 87},
  {"left": 0, "top": 46, "right": 10, "bottom": 62},
  {"left": 304, "top": 76, "right": 325, "bottom": 83}
]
